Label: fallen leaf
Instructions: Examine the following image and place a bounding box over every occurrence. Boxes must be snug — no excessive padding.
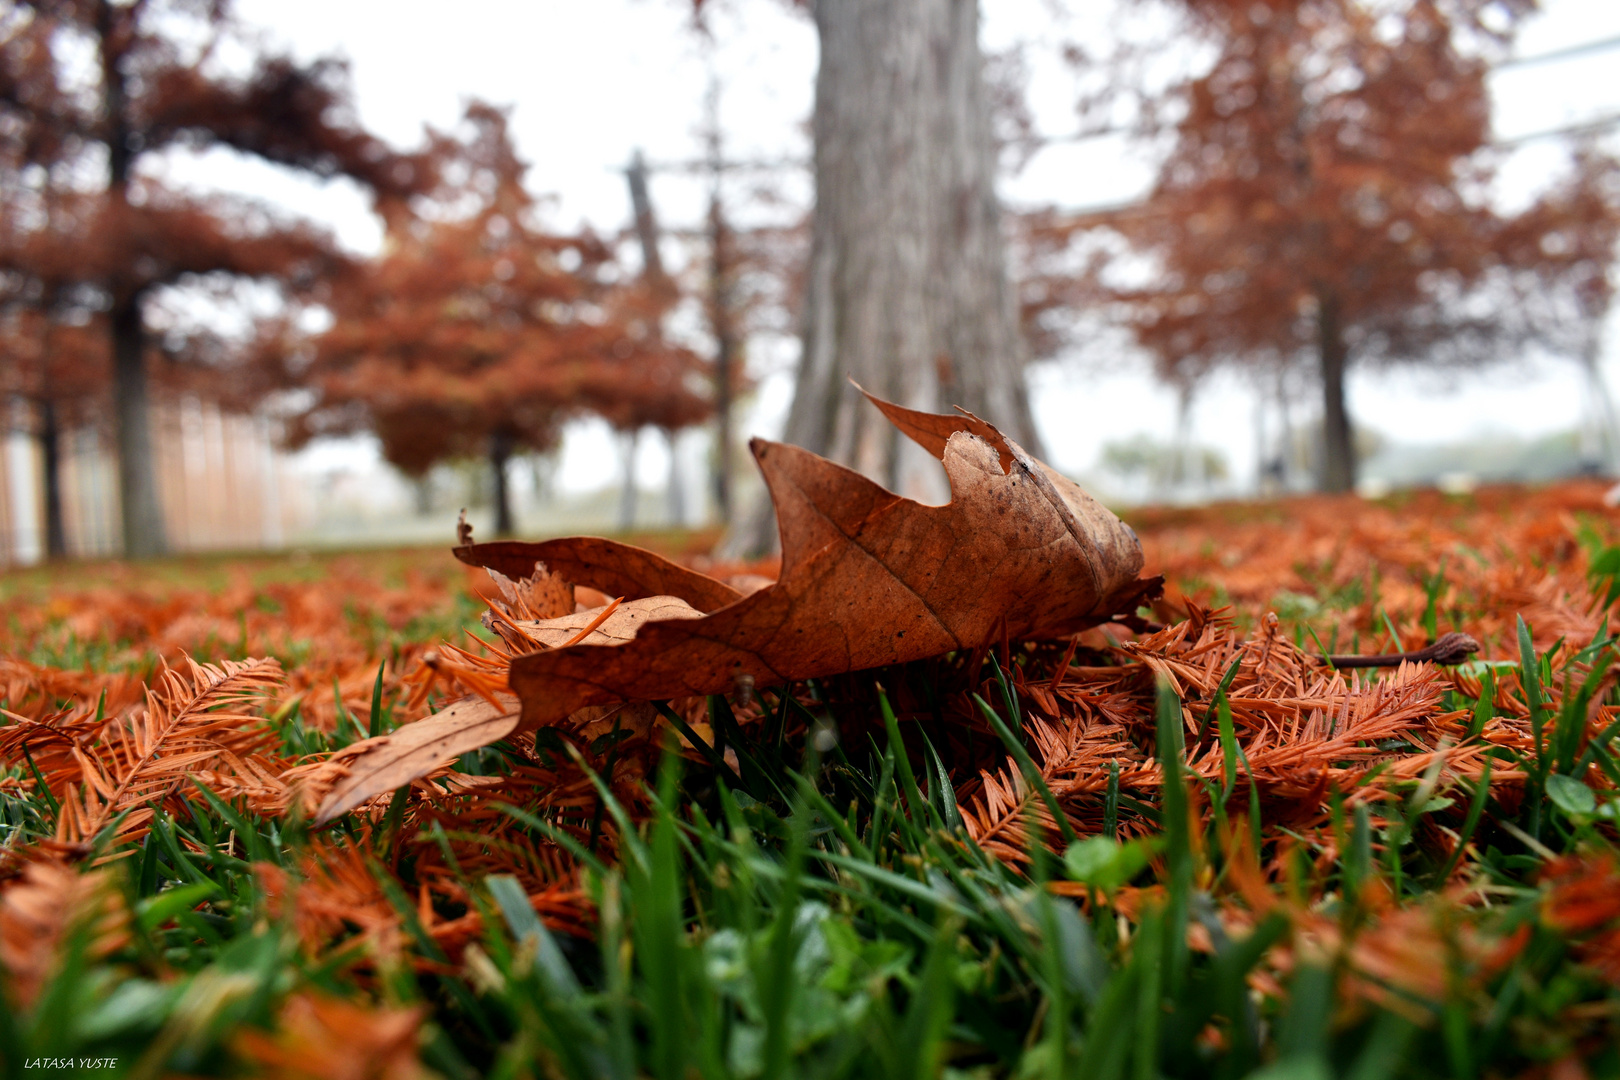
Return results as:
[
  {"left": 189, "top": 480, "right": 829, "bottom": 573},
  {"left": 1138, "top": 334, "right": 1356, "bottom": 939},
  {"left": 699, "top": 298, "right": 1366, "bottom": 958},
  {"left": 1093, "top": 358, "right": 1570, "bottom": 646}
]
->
[
  {"left": 490, "top": 391, "right": 1155, "bottom": 730},
  {"left": 460, "top": 536, "right": 743, "bottom": 613},
  {"left": 0, "top": 858, "right": 128, "bottom": 1009},
  {"left": 514, "top": 596, "right": 706, "bottom": 648},
  {"left": 485, "top": 565, "right": 577, "bottom": 621},
  {"left": 314, "top": 695, "right": 519, "bottom": 823},
  {"left": 234, "top": 990, "right": 429, "bottom": 1080},
  {"left": 315, "top": 392, "right": 1156, "bottom": 825}
]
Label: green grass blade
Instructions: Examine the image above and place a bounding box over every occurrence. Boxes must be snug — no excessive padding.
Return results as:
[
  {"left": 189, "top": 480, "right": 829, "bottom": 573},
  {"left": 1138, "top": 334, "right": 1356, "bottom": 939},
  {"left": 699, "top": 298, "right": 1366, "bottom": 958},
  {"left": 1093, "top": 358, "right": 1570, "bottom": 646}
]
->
[
  {"left": 880, "top": 686, "right": 932, "bottom": 829},
  {"left": 919, "top": 728, "right": 964, "bottom": 833},
  {"left": 367, "top": 660, "right": 388, "bottom": 737},
  {"left": 1436, "top": 757, "right": 1491, "bottom": 887},
  {"left": 652, "top": 700, "right": 746, "bottom": 792}
]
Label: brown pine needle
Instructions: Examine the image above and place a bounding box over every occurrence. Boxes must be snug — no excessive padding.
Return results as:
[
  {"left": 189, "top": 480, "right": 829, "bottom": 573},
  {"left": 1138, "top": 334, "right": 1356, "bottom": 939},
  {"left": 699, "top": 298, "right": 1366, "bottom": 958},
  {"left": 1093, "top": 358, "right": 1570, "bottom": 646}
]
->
[{"left": 560, "top": 597, "right": 624, "bottom": 648}]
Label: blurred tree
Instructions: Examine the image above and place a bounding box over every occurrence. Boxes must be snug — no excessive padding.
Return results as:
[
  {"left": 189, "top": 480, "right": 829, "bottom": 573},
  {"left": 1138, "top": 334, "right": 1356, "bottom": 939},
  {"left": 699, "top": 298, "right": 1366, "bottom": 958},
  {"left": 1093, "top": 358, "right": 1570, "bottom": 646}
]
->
[
  {"left": 0, "top": 307, "right": 105, "bottom": 559},
  {"left": 1030, "top": 0, "right": 1620, "bottom": 492},
  {"left": 294, "top": 104, "right": 711, "bottom": 537},
  {"left": 0, "top": 0, "right": 427, "bottom": 556},
  {"left": 0, "top": 168, "right": 303, "bottom": 557},
  {"left": 0, "top": 172, "right": 105, "bottom": 557}
]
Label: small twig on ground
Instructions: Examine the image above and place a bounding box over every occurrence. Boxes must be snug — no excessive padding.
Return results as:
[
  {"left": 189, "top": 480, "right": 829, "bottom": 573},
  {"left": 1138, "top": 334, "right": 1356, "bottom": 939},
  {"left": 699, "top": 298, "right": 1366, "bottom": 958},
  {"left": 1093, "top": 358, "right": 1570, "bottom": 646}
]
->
[{"left": 1320, "top": 631, "right": 1481, "bottom": 669}]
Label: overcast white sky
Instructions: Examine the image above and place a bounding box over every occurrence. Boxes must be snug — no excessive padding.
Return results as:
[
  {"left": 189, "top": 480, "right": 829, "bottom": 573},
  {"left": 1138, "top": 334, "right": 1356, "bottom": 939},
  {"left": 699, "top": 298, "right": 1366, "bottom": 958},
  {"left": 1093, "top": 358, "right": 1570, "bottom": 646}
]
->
[{"left": 169, "top": 0, "right": 1620, "bottom": 495}]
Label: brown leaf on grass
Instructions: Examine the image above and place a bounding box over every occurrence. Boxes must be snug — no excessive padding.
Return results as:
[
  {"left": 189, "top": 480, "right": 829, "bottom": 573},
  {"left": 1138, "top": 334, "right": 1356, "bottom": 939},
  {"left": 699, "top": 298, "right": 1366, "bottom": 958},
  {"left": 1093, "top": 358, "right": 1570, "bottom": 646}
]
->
[
  {"left": 0, "top": 857, "right": 128, "bottom": 1009},
  {"left": 234, "top": 991, "right": 429, "bottom": 1080},
  {"left": 315, "top": 393, "right": 1156, "bottom": 824},
  {"left": 464, "top": 536, "right": 744, "bottom": 613},
  {"left": 312, "top": 694, "right": 520, "bottom": 824}
]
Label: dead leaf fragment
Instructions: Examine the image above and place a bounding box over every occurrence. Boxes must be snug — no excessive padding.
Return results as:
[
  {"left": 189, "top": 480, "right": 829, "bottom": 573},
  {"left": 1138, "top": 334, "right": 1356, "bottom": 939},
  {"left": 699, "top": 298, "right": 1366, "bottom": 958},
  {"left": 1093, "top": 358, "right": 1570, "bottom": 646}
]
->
[
  {"left": 456, "top": 536, "right": 742, "bottom": 612},
  {"left": 514, "top": 596, "right": 704, "bottom": 649},
  {"left": 315, "top": 695, "right": 520, "bottom": 824},
  {"left": 234, "top": 990, "right": 429, "bottom": 1080},
  {"left": 0, "top": 858, "right": 128, "bottom": 1009},
  {"left": 486, "top": 564, "right": 576, "bottom": 621}
]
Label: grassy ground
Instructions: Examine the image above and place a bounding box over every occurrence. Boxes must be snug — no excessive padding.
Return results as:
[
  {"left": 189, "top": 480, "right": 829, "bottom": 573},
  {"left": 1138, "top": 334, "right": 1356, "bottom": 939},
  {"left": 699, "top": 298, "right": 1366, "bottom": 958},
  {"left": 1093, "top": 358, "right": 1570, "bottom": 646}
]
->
[{"left": 4, "top": 483, "right": 1620, "bottom": 1078}]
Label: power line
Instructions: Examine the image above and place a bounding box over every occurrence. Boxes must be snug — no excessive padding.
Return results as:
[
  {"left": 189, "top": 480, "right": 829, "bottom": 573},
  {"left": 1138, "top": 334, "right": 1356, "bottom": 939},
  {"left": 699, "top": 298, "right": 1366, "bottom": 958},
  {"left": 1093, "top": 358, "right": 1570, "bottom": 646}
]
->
[
  {"left": 615, "top": 36, "right": 1620, "bottom": 168},
  {"left": 628, "top": 155, "right": 807, "bottom": 176},
  {"left": 614, "top": 35, "right": 1620, "bottom": 229},
  {"left": 1032, "top": 112, "right": 1620, "bottom": 231},
  {"left": 1495, "top": 111, "right": 1620, "bottom": 146},
  {"left": 1494, "top": 33, "right": 1620, "bottom": 71}
]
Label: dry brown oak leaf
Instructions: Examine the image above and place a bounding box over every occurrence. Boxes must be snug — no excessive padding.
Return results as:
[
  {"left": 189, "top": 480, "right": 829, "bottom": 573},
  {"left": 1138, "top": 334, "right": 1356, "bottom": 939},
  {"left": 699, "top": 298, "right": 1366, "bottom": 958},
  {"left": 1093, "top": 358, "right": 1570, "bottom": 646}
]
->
[{"left": 313, "top": 392, "right": 1158, "bottom": 824}]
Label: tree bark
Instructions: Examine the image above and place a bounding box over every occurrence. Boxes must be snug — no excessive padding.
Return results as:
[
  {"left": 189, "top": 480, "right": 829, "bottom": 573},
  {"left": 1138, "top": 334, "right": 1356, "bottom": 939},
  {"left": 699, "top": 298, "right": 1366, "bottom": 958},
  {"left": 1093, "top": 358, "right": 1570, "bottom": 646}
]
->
[
  {"left": 100, "top": 0, "right": 167, "bottom": 558},
  {"left": 1578, "top": 336, "right": 1620, "bottom": 475},
  {"left": 618, "top": 428, "right": 640, "bottom": 532},
  {"left": 664, "top": 427, "right": 687, "bottom": 527},
  {"left": 38, "top": 397, "right": 66, "bottom": 559},
  {"left": 111, "top": 295, "right": 167, "bottom": 557},
  {"left": 490, "top": 427, "right": 514, "bottom": 537},
  {"left": 729, "top": 0, "right": 1039, "bottom": 554},
  {"left": 1317, "top": 291, "right": 1356, "bottom": 493}
]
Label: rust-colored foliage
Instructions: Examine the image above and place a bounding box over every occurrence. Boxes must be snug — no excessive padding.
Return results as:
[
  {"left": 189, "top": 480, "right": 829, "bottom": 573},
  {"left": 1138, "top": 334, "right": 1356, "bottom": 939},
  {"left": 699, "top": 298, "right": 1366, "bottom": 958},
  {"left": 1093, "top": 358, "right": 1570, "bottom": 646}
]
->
[
  {"left": 1026, "top": 0, "right": 1620, "bottom": 490},
  {"left": 958, "top": 607, "right": 1499, "bottom": 863},
  {"left": 0, "top": 1, "right": 427, "bottom": 403},
  {"left": 1, "top": 655, "right": 287, "bottom": 850},
  {"left": 290, "top": 102, "right": 712, "bottom": 532},
  {"left": 1135, "top": 482, "right": 1617, "bottom": 656},
  {"left": 1543, "top": 855, "right": 1620, "bottom": 986},
  {"left": 234, "top": 991, "right": 430, "bottom": 1080},
  {"left": 0, "top": 551, "right": 477, "bottom": 734},
  {"left": 0, "top": 856, "right": 127, "bottom": 1010},
  {"left": 0, "top": 0, "right": 432, "bottom": 557},
  {"left": 1, "top": 474, "right": 1617, "bottom": 993}
]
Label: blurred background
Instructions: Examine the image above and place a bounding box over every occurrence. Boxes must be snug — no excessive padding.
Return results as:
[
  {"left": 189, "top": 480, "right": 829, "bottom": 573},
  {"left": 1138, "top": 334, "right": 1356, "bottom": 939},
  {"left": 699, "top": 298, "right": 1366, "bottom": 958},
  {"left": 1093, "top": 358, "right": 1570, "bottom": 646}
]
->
[{"left": 2, "top": 0, "right": 1618, "bottom": 563}]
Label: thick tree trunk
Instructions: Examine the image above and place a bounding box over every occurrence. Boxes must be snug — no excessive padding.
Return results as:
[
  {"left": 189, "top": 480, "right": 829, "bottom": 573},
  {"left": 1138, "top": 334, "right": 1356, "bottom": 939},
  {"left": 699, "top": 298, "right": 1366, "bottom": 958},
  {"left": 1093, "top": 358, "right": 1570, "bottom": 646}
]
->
[
  {"left": 112, "top": 296, "right": 167, "bottom": 557},
  {"left": 38, "top": 397, "right": 66, "bottom": 559},
  {"left": 1317, "top": 292, "right": 1356, "bottom": 493},
  {"left": 101, "top": 0, "right": 167, "bottom": 557},
  {"left": 1578, "top": 337, "right": 1620, "bottom": 474},
  {"left": 663, "top": 427, "right": 687, "bottom": 527},
  {"left": 412, "top": 476, "right": 434, "bottom": 516},
  {"left": 490, "top": 428, "right": 514, "bottom": 537},
  {"left": 618, "top": 428, "right": 640, "bottom": 533},
  {"left": 730, "top": 0, "right": 1037, "bottom": 554}
]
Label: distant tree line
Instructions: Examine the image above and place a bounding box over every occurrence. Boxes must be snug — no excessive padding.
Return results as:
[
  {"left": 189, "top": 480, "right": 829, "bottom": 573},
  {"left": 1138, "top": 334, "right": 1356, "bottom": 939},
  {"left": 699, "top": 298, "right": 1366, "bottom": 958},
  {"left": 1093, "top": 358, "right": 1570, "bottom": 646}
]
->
[{"left": 5, "top": 0, "right": 1618, "bottom": 561}]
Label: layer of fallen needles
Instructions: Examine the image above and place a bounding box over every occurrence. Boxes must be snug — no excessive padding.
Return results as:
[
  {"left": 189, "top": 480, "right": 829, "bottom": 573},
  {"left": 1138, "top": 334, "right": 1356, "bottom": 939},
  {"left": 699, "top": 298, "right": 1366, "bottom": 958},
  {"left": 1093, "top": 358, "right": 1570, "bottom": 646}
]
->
[{"left": 5, "top": 481, "right": 1620, "bottom": 1078}]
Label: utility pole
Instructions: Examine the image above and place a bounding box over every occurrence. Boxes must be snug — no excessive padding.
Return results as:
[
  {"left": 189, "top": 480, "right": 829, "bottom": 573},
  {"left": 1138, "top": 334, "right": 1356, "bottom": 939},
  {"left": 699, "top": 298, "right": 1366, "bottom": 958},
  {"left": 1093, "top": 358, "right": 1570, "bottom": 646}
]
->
[
  {"left": 622, "top": 91, "right": 800, "bottom": 532},
  {"left": 625, "top": 149, "right": 693, "bottom": 529},
  {"left": 626, "top": 150, "right": 669, "bottom": 290},
  {"left": 704, "top": 76, "right": 740, "bottom": 527}
]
